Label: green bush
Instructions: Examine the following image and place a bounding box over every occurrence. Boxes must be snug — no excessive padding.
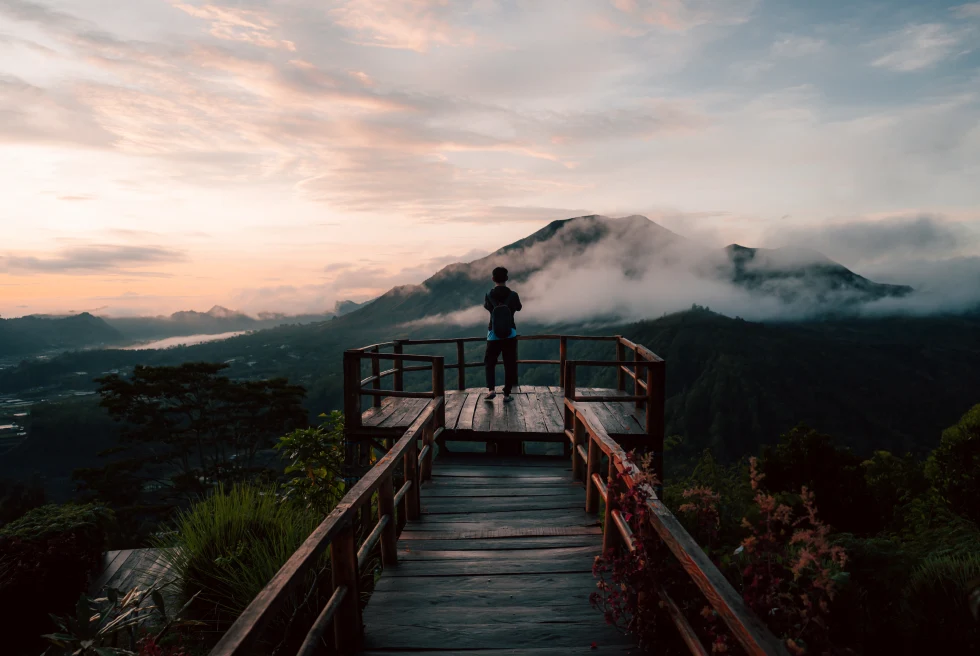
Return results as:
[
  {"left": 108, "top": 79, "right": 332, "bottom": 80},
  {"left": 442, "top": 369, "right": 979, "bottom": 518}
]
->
[
  {"left": 904, "top": 554, "right": 980, "bottom": 651},
  {"left": 0, "top": 503, "right": 115, "bottom": 655},
  {"left": 157, "top": 485, "right": 324, "bottom": 628},
  {"left": 926, "top": 403, "right": 980, "bottom": 524}
]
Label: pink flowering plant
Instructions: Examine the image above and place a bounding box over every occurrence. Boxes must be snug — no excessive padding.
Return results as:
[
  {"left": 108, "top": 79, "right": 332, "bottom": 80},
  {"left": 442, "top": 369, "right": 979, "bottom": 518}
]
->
[{"left": 591, "top": 452, "right": 850, "bottom": 655}]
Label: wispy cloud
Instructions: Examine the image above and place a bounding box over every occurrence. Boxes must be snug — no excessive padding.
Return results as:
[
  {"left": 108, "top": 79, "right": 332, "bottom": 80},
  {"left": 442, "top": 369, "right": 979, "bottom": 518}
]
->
[
  {"left": 871, "top": 23, "right": 967, "bottom": 72},
  {"left": 0, "top": 245, "right": 185, "bottom": 274},
  {"left": 330, "top": 0, "right": 477, "bottom": 52},
  {"left": 172, "top": 3, "right": 296, "bottom": 50}
]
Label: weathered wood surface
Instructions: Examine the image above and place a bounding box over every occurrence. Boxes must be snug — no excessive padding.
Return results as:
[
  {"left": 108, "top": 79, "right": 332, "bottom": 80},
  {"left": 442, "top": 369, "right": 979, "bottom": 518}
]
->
[
  {"left": 360, "top": 386, "right": 647, "bottom": 440},
  {"left": 359, "top": 455, "right": 633, "bottom": 655},
  {"left": 89, "top": 548, "right": 176, "bottom": 597}
]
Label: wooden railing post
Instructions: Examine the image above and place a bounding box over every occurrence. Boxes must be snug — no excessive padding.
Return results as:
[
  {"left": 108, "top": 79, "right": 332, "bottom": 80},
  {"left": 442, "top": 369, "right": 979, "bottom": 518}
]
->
[
  {"left": 585, "top": 435, "right": 600, "bottom": 514},
  {"left": 633, "top": 349, "right": 643, "bottom": 411},
  {"left": 647, "top": 360, "right": 666, "bottom": 496},
  {"left": 332, "top": 521, "right": 362, "bottom": 654},
  {"left": 404, "top": 442, "right": 420, "bottom": 521},
  {"left": 615, "top": 337, "right": 625, "bottom": 392},
  {"left": 432, "top": 356, "right": 446, "bottom": 453},
  {"left": 559, "top": 336, "right": 568, "bottom": 387},
  {"left": 370, "top": 347, "right": 381, "bottom": 408},
  {"left": 420, "top": 424, "right": 433, "bottom": 482},
  {"left": 343, "top": 351, "right": 362, "bottom": 433},
  {"left": 572, "top": 413, "right": 587, "bottom": 481},
  {"left": 602, "top": 468, "right": 619, "bottom": 555},
  {"left": 378, "top": 475, "right": 398, "bottom": 568},
  {"left": 456, "top": 340, "right": 466, "bottom": 390},
  {"left": 393, "top": 341, "right": 404, "bottom": 391},
  {"left": 562, "top": 362, "right": 576, "bottom": 457}
]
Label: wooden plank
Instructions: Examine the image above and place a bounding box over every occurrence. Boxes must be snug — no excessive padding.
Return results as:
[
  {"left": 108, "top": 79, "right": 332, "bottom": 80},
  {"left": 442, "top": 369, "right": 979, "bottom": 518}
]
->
[
  {"left": 398, "top": 526, "right": 602, "bottom": 540},
  {"left": 540, "top": 389, "right": 566, "bottom": 433},
  {"left": 397, "top": 545, "right": 598, "bottom": 561},
  {"left": 422, "top": 486, "right": 581, "bottom": 498},
  {"left": 454, "top": 392, "right": 480, "bottom": 431},
  {"left": 410, "top": 507, "right": 599, "bottom": 524},
  {"left": 89, "top": 549, "right": 132, "bottom": 595},
  {"left": 443, "top": 390, "right": 466, "bottom": 429},
  {"left": 362, "top": 622, "right": 633, "bottom": 651},
  {"left": 521, "top": 391, "right": 551, "bottom": 434},
  {"left": 361, "top": 397, "right": 401, "bottom": 426},
  {"left": 433, "top": 464, "right": 568, "bottom": 476},
  {"left": 436, "top": 455, "right": 568, "bottom": 468},
  {"left": 382, "top": 554, "right": 597, "bottom": 576},
  {"left": 422, "top": 497, "right": 584, "bottom": 514},
  {"left": 365, "top": 603, "right": 603, "bottom": 624},
  {"left": 378, "top": 398, "right": 427, "bottom": 428},
  {"left": 396, "top": 535, "right": 600, "bottom": 551},
  {"left": 489, "top": 392, "right": 507, "bottom": 432},
  {"left": 506, "top": 394, "right": 525, "bottom": 433},
  {"left": 473, "top": 393, "right": 492, "bottom": 432},
  {"left": 362, "top": 648, "right": 637, "bottom": 656},
  {"left": 425, "top": 476, "right": 580, "bottom": 487}
]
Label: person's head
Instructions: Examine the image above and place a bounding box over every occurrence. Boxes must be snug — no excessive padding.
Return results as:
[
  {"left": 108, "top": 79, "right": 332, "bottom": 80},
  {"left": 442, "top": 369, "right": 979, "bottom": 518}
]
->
[{"left": 491, "top": 267, "right": 508, "bottom": 285}]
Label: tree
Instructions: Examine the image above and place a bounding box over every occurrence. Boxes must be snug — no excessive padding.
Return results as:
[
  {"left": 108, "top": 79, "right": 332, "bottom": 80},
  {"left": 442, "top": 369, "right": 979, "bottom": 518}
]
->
[
  {"left": 926, "top": 403, "right": 980, "bottom": 524},
  {"left": 77, "top": 363, "right": 307, "bottom": 510}
]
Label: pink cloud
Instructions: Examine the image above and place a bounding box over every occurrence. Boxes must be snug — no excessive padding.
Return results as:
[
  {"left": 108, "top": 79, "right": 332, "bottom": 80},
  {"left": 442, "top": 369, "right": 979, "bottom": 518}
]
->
[
  {"left": 172, "top": 2, "right": 296, "bottom": 50},
  {"left": 331, "top": 0, "right": 478, "bottom": 52}
]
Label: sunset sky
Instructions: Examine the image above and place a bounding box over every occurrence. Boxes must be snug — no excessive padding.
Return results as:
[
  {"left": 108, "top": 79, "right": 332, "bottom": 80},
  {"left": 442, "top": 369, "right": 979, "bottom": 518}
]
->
[{"left": 2, "top": 0, "right": 979, "bottom": 317}]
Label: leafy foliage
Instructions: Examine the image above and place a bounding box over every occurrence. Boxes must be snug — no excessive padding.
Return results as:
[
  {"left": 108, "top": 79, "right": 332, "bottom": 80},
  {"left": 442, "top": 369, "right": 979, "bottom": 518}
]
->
[
  {"left": 275, "top": 411, "right": 346, "bottom": 515},
  {"left": 0, "top": 503, "right": 115, "bottom": 655},
  {"left": 42, "top": 584, "right": 198, "bottom": 656},
  {"left": 925, "top": 403, "right": 980, "bottom": 524},
  {"left": 75, "top": 364, "right": 307, "bottom": 521}
]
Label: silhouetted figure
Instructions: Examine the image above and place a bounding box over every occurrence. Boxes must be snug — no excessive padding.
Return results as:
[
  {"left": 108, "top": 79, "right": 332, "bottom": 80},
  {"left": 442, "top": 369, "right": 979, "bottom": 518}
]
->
[{"left": 484, "top": 267, "right": 522, "bottom": 401}]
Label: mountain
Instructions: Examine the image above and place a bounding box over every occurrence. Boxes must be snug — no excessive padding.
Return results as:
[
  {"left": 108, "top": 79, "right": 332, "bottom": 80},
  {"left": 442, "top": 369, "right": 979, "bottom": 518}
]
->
[
  {"left": 0, "top": 313, "right": 123, "bottom": 357},
  {"left": 722, "top": 244, "right": 913, "bottom": 306},
  {"left": 320, "top": 214, "right": 915, "bottom": 333}
]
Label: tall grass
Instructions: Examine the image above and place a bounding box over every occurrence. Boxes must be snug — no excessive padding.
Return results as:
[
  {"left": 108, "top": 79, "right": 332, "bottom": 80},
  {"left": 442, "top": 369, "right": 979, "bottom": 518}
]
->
[{"left": 157, "top": 485, "right": 324, "bottom": 626}]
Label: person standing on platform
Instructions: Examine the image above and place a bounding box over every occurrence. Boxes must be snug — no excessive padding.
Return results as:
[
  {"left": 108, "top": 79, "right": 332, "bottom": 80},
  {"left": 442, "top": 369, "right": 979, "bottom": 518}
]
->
[{"left": 484, "top": 267, "right": 522, "bottom": 402}]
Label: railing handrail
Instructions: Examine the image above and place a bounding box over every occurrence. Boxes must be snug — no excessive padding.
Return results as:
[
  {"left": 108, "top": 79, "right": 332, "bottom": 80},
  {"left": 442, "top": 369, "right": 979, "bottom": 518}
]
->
[
  {"left": 345, "top": 334, "right": 656, "bottom": 399},
  {"left": 209, "top": 396, "right": 444, "bottom": 656},
  {"left": 564, "top": 397, "right": 789, "bottom": 656}
]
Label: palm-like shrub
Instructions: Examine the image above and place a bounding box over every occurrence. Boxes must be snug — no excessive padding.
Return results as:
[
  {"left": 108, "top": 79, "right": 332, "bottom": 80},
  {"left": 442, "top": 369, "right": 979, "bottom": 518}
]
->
[{"left": 157, "top": 485, "right": 323, "bottom": 627}]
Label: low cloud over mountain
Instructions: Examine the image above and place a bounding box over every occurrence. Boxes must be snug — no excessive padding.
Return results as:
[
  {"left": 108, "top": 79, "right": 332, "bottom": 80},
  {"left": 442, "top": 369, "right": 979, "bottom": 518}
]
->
[{"left": 362, "top": 214, "right": 958, "bottom": 330}]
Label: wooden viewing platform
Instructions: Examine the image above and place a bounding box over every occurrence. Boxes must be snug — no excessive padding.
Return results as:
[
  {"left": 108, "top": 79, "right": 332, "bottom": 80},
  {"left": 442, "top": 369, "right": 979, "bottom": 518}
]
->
[{"left": 209, "top": 335, "right": 788, "bottom": 656}]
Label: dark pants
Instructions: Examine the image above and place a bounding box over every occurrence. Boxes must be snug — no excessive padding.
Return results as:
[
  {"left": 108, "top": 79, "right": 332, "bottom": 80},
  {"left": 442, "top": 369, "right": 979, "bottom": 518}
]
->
[{"left": 485, "top": 337, "right": 518, "bottom": 394}]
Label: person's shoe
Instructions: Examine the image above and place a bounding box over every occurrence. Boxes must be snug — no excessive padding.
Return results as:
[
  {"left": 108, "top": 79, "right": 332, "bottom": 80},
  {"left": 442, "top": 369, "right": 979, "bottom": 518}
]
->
[
  {"left": 503, "top": 393, "right": 513, "bottom": 402},
  {"left": 485, "top": 391, "right": 496, "bottom": 401}
]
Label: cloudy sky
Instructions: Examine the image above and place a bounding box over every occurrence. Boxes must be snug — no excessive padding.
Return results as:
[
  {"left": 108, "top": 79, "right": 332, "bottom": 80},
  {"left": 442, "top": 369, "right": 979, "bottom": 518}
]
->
[{"left": 1, "top": 0, "right": 979, "bottom": 317}]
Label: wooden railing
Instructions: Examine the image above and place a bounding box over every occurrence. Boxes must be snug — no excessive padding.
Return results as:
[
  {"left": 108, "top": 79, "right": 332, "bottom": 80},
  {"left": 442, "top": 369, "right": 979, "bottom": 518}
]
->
[
  {"left": 344, "top": 334, "right": 650, "bottom": 433},
  {"left": 564, "top": 369, "right": 789, "bottom": 656},
  {"left": 208, "top": 396, "right": 444, "bottom": 656}
]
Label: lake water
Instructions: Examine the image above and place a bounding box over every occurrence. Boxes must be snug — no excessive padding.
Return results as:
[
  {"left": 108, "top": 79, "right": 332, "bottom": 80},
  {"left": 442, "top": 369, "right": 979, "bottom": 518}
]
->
[{"left": 121, "top": 331, "right": 247, "bottom": 351}]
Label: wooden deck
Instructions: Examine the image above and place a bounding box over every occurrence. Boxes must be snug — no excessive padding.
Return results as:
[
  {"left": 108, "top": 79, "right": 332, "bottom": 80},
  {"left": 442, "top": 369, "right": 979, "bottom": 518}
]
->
[
  {"left": 361, "top": 385, "right": 649, "bottom": 443},
  {"left": 360, "top": 455, "right": 636, "bottom": 655}
]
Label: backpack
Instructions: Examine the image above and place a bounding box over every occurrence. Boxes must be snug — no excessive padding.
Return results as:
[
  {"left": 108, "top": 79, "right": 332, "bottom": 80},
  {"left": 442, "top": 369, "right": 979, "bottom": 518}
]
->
[{"left": 489, "top": 292, "right": 515, "bottom": 339}]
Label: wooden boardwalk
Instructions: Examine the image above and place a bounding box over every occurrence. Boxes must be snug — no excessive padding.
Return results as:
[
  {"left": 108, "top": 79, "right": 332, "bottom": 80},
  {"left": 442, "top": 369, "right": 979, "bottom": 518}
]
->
[
  {"left": 360, "top": 455, "right": 636, "bottom": 655},
  {"left": 209, "top": 335, "right": 786, "bottom": 656}
]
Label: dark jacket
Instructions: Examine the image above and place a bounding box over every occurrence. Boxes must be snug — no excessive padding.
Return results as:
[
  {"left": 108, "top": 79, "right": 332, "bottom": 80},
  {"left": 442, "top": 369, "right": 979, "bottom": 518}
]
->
[{"left": 484, "top": 286, "right": 522, "bottom": 333}]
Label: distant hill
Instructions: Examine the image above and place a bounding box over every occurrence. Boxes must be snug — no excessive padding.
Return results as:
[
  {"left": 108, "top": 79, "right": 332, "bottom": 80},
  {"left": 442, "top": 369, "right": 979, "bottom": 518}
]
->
[
  {"left": 104, "top": 305, "right": 342, "bottom": 341},
  {"left": 721, "top": 244, "right": 913, "bottom": 306},
  {"left": 0, "top": 313, "right": 123, "bottom": 357}
]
